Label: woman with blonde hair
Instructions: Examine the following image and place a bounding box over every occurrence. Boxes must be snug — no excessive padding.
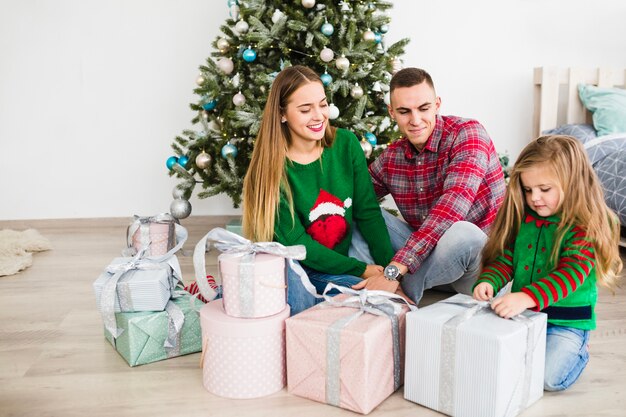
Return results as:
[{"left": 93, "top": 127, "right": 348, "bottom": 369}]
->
[
  {"left": 242, "top": 65, "right": 395, "bottom": 314},
  {"left": 473, "top": 134, "right": 622, "bottom": 391}
]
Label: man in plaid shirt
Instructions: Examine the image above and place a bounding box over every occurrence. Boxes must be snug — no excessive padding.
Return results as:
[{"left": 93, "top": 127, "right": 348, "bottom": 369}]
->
[{"left": 352, "top": 68, "right": 506, "bottom": 304}]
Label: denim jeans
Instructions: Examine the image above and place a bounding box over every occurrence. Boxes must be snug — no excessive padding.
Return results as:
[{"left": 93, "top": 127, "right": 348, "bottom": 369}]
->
[
  {"left": 349, "top": 210, "right": 487, "bottom": 305},
  {"left": 286, "top": 261, "right": 362, "bottom": 316},
  {"left": 544, "top": 324, "right": 590, "bottom": 391}
]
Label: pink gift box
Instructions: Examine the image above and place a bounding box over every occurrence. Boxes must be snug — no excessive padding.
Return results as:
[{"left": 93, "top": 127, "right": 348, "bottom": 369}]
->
[
  {"left": 200, "top": 299, "right": 290, "bottom": 399},
  {"left": 286, "top": 294, "right": 409, "bottom": 414},
  {"left": 131, "top": 222, "right": 175, "bottom": 256},
  {"left": 220, "top": 253, "right": 287, "bottom": 318}
]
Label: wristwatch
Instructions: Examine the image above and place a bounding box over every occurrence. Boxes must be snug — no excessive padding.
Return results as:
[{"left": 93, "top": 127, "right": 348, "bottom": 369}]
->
[{"left": 383, "top": 264, "right": 404, "bottom": 282}]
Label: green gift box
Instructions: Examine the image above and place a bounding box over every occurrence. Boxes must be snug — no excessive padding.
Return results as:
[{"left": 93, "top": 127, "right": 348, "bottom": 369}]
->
[{"left": 104, "top": 294, "right": 203, "bottom": 366}]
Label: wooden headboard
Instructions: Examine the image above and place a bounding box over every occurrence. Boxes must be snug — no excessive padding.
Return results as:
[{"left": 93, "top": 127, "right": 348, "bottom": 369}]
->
[{"left": 533, "top": 67, "right": 626, "bottom": 138}]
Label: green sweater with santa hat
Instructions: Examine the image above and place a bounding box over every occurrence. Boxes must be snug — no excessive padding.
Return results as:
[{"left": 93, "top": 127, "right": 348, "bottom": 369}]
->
[
  {"left": 474, "top": 209, "right": 598, "bottom": 330},
  {"left": 274, "top": 128, "right": 394, "bottom": 277}
]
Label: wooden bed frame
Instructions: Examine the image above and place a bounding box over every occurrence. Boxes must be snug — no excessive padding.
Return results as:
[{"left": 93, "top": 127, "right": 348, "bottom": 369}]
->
[{"left": 533, "top": 67, "right": 626, "bottom": 138}]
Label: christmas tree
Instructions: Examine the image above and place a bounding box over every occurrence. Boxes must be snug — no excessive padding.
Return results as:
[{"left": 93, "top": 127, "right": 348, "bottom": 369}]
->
[{"left": 167, "top": 0, "right": 408, "bottom": 218}]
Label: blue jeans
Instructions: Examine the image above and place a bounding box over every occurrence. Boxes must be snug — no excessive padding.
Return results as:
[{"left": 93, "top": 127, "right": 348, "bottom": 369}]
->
[
  {"left": 286, "top": 261, "right": 361, "bottom": 316},
  {"left": 544, "top": 324, "right": 590, "bottom": 391},
  {"left": 349, "top": 210, "right": 487, "bottom": 304}
]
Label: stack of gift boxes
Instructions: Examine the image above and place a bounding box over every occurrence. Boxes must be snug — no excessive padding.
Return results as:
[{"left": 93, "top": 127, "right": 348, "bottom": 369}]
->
[
  {"left": 94, "top": 221, "right": 549, "bottom": 417},
  {"left": 92, "top": 214, "right": 204, "bottom": 367}
]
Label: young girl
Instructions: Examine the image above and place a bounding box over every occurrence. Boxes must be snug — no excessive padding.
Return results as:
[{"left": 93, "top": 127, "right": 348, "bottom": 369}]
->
[
  {"left": 473, "top": 135, "right": 623, "bottom": 391},
  {"left": 242, "top": 65, "right": 395, "bottom": 315}
]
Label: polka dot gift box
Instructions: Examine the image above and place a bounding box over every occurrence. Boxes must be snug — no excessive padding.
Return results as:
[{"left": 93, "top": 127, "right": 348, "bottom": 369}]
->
[{"left": 125, "top": 213, "right": 180, "bottom": 257}]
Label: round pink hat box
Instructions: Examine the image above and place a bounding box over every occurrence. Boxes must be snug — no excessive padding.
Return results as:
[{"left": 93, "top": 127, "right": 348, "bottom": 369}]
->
[
  {"left": 220, "top": 253, "right": 287, "bottom": 318},
  {"left": 200, "top": 299, "right": 290, "bottom": 399}
]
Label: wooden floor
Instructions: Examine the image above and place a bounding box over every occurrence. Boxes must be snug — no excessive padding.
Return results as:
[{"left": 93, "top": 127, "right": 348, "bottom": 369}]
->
[{"left": 1, "top": 216, "right": 625, "bottom": 417}]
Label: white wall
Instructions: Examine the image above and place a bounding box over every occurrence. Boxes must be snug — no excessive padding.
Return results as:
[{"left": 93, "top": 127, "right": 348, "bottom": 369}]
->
[{"left": 1, "top": 0, "right": 625, "bottom": 220}]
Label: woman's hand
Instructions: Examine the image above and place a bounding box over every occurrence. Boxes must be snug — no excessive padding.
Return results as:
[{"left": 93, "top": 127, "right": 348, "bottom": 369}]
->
[
  {"left": 361, "top": 264, "right": 384, "bottom": 279},
  {"left": 473, "top": 282, "right": 494, "bottom": 301},
  {"left": 490, "top": 293, "right": 536, "bottom": 319}
]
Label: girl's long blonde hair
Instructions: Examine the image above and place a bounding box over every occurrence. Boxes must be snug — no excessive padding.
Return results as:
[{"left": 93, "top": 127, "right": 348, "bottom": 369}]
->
[
  {"left": 482, "top": 135, "right": 622, "bottom": 289},
  {"left": 242, "top": 65, "right": 334, "bottom": 242}
]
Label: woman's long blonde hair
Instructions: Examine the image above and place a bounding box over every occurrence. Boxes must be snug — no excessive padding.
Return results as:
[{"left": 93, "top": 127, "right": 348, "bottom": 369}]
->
[
  {"left": 242, "top": 65, "right": 334, "bottom": 242},
  {"left": 482, "top": 135, "right": 622, "bottom": 289}
]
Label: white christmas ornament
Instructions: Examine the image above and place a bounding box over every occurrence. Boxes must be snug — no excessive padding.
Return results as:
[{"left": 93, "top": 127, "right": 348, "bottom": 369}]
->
[
  {"left": 363, "top": 30, "right": 376, "bottom": 42},
  {"left": 329, "top": 104, "right": 340, "bottom": 120},
  {"left": 272, "top": 9, "right": 285, "bottom": 24},
  {"left": 232, "top": 92, "right": 246, "bottom": 106},
  {"left": 231, "top": 72, "right": 240, "bottom": 88},
  {"left": 319, "top": 47, "right": 334, "bottom": 63},
  {"left": 301, "top": 0, "right": 315, "bottom": 8},
  {"left": 196, "top": 75, "right": 206, "bottom": 86},
  {"left": 350, "top": 83, "right": 364, "bottom": 99},
  {"left": 229, "top": 4, "right": 240, "bottom": 21},
  {"left": 217, "top": 57, "right": 234, "bottom": 74},
  {"left": 384, "top": 92, "right": 391, "bottom": 105},
  {"left": 335, "top": 55, "right": 350, "bottom": 71},
  {"left": 360, "top": 140, "right": 373, "bottom": 158},
  {"left": 235, "top": 20, "right": 249, "bottom": 34},
  {"left": 371, "top": 81, "right": 382, "bottom": 92},
  {"left": 391, "top": 57, "right": 403, "bottom": 74}
]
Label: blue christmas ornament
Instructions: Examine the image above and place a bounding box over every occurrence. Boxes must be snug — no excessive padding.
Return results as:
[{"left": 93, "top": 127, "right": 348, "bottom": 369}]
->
[
  {"left": 374, "top": 32, "right": 383, "bottom": 43},
  {"left": 221, "top": 143, "right": 238, "bottom": 159},
  {"left": 320, "top": 72, "right": 332, "bottom": 86},
  {"left": 178, "top": 155, "right": 189, "bottom": 168},
  {"left": 202, "top": 99, "right": 217, "bottom": 111},
  {"left": 166, "top": 156, "right": 179, "bottom": 170},
  {"left": 380, "top": 24, "right": 389, "bottom": 33},
  {"left": 242, "top": 48, "right": 257, "bottom": 62},
  {"left": 364, "top": 132, "right": 377, "bottom": 146},
  {"left": 227, "top": 0, "right": 238, "bottom": 6},
  {"left": 321, "top": 22, "right": 334, "bottom": 36}
]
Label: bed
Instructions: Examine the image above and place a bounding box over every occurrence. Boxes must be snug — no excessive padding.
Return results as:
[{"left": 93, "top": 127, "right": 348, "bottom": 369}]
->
[{"left": 533, "top": 67, "right": 626, "bottom": 245}]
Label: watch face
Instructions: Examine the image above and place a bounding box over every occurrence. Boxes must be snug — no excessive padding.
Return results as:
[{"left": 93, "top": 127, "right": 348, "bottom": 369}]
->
[{"left": 384, "top": 265, "right": 399, "bottom": 280}]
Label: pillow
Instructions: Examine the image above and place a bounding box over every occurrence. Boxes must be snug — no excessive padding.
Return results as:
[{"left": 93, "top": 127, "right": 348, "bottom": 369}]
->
[
  {"left": 542, "top": 123, "right": 597, "bottom": 144},
  {"left": 578, "top": 84, "right": 626, "bottom": 136}
]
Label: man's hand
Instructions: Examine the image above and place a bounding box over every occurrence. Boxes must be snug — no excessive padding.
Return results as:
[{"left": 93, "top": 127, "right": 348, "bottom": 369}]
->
[
  {"left": 473, "top": 282, "right": 494, "bottom": 301},
  {"left": 490, "top": 293, "right": 536, "bottom": 319},
  {"left": 352, "top": 273, "right": 399, "bottom": 293}
]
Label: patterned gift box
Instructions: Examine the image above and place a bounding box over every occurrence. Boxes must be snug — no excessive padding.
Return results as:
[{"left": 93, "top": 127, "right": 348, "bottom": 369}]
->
[
  {"left": 200, "top": 299, "right": 290, "bottom": 399},
  {"left": 125, "top": 213, "right": 180, "bottom": 257},
  {"left": 104, "top": 293, "right": 203, "bottom": 367},
  {"left": 220, "top": 252, "right": 287, "bottom": 318},
  {"left": 286, "top": 287, "right": 413, "bottom": 415},
  {"left": 93, "top": 255, "right": 182, "bottom": 313},
  {"left": 404, "top": 294, "right": 547, "bottom": 417}
]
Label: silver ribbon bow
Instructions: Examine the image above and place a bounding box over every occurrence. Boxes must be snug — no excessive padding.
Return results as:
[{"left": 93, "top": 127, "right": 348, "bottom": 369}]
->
[
  {"left": 437, "top": 284, "right": 541, "bottom": 417},
  {"left": 192, "top": 227, "right": 318, "bottom": 311},
  {"left": 100, "top": 226, "right": 186, "bottom": 339},
  {"left": 320, "top": 283, "right": 417, "bottom": 407},
  {"left": 123, "top": 213, "right": 179, "bottom": 257}
]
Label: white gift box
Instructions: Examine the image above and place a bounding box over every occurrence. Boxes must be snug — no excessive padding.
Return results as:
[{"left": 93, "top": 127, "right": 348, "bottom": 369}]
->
[
  {"left": 93, "top": 255, "right": 182, "bottom": 313},
  {"left": 404, "top": 294, "right": 547, "bottom": 417}
]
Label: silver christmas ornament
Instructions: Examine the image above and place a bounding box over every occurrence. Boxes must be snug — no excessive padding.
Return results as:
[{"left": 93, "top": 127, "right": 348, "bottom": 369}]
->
[
  {"left": 232, "top": 92, "right": 246, "bottom": 106},
  {"left": 272, "top": 9, "right": 285, "bottom": 24},
  {"left": 195, "top": 151, "right": 212, "bottom": 169},
  {"left": 229, "top": 4, "right": 240, "bottom": 21},
  {"left": 301, "top": 0, "right": 315, "bottom": 8},
  {"left": 170, "top": 198, "right": 192, "bottom": 219},
  {"left": 172, "top": 186, "right": 186, "bottom": 200},
  {"left": 350, "top": 83, "right": 364, "bottom": 99},
  {"left": 335, "top": 55, "right": 350, "bottom": 71},
  {"left": 360, "top": 140, "right": 373, "bottom": 158},
  {"left": 196, "top": 75, "right": 205, "bottom": 86},
  {"left": 235, "top": 20, "right": 249, "bottom": 34},
  {"left": 217, "top": 38, "right": 230, "bottom": 51},
  {"left": 380, "top": 24, "right": 389, "bottom": 34},
  {"left": 363, "top": 30, "right": 376, "bottom": 42},
  {"left": 217, "top": 57, "right": 234, "bottom": 74},
  {"left": 319, "top": 47, "right": 334, "bottom": 63},
  {"left": 329, "top": 103, "right": 340, "bottom": 120},
  {"left": 372, "top": 81, "right": 382, "bottom": 92}
]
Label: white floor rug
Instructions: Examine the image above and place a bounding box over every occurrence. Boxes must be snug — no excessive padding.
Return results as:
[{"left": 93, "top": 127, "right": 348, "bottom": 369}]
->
[{"left": 0, "top": 229, "right": 52, "bottom": 276}]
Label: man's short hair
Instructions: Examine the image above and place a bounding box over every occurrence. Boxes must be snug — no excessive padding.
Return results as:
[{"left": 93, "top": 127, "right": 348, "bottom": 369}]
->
[{"left": 390, "top": 68, "right": 435, "bottom": 93}]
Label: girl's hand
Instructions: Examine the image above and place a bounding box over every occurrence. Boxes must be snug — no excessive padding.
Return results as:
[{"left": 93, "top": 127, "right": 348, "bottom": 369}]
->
[
  {"left": 490, "top": 293, "right": 536, "bottom": 319},
  {"left": 361, "top": 264, "right": 384, "bottom": 279},
  {"left": 473, "top": 282, "right": 494, "bottom": 301}
]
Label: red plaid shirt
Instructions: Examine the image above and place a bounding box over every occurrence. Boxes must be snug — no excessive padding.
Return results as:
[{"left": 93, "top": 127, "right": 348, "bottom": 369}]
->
[{"left": 369, "top": 115, "right": 506, "bottom": 273}]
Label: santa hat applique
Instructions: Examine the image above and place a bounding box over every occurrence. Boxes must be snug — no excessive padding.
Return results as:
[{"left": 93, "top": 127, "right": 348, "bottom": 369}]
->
[{"left": 308, "top": 189, "right": 352, "bottom": 222}]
